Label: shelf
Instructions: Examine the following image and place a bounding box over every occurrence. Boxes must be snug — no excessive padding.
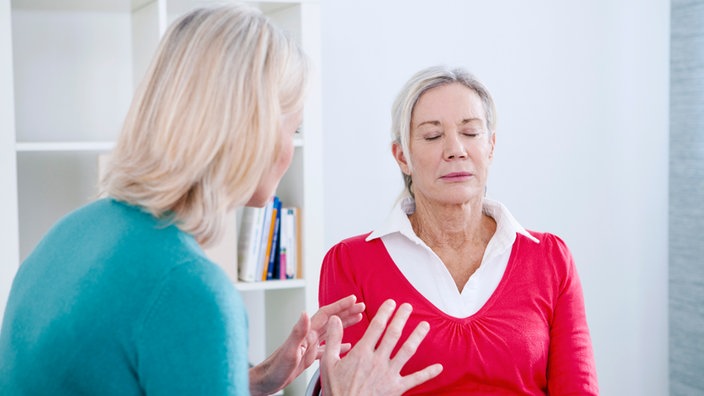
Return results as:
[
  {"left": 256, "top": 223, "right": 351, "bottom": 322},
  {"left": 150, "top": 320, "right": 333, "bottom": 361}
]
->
[
  {"left": 235, "top": 279, "right": 305, "bottom": 292},
  {"left": 16, "top": 139, "right": 302, "bottom": 153},
  {"left": 15, "top": 141, "right": 115, "bottom": 152},
  {"left": 12, "top": 0, "right": 152, "bottom": 13}
]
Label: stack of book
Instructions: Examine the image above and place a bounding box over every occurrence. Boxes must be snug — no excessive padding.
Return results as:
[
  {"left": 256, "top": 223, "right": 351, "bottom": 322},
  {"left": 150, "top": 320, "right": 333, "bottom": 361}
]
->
[{"left": 237, "top": 196, "right": 301, "bottom": 282}]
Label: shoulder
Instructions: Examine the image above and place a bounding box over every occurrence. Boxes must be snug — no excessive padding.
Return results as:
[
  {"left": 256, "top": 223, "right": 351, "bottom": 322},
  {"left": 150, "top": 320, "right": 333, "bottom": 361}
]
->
[
  {"left": 40, "top": 198, "right": 167, "bottom": 247},
  {"left": 516, "top": 230, "right": 576, "bottom": 278},
  {"left": 321, "top": 232, "right": 388, "bottom": 274},
  {"left": 156, "top": 256, "right": 239, "bottom": 306},
  {"left": 331, "top": 232, "right": 374, "bottom": 248},
  {"left": 324, "top": 232, "right": 384, "bottom": 258},
  {"left": 522, "top": 230, "right": 572, "bottom": 255}
]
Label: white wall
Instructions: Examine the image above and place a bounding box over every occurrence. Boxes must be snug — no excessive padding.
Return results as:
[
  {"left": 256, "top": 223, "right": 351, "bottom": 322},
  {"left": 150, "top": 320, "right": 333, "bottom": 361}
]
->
[{"left": 320, "top": 0, "right": 669, "bottom": 394}]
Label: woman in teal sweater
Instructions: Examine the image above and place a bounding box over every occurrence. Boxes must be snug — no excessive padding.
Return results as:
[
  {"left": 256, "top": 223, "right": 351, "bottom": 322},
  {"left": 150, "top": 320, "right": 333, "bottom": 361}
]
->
[{"left": 0, "top": 4, "right": 440, "bottom": 395}]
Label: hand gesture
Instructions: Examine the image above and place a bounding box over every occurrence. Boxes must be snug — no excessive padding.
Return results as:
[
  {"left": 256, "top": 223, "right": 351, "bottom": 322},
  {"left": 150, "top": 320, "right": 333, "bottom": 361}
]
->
[
  {"left": 320, "top": 299, "right": 443, "bottom": 396},
  {"left": 249, "top": 295, "right": 365, "bottom": 396}
]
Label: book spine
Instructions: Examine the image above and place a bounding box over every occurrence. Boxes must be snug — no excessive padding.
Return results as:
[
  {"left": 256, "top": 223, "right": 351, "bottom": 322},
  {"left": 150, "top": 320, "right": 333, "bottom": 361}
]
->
[
  {"left": 237, "top": 207, "right": 264, "bottom": 282},
  {"left": 266, "top": 197, "right": 282, "bottom": 280},
  {"left": 255, "top": 199, "right": 275, "bottom": 282},
  {"left": 295, "top": 208, "right": 302, "bottom": 279},
  {"left": 281, "top": 207, "right": 297, "bottom": 279}
]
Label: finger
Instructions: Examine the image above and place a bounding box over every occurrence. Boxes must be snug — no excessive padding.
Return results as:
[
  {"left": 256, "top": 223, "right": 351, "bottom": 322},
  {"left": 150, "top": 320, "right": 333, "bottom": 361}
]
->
[
  {"left": 321, "top": 315, "right": 344, "bottom": 367},
  {"left": 318, "top": 295, "right": 356, "bottom": 316},
  {"left": 318, "top": 308, "right": 364, "bottom": 342},
  {"left": 339, "top": 303, "right": 365, "bottom": 328},
  {"left": 315, "top": 342, "right": 351, "bottom": 360},
  {"left": 376, "top": 302, "right": 412, "bottom": 357},
  {"left": 311, "top": 295, "right": 357, "bottom": 331},
  {"left": 399, "top": 363, "right": 443, "bottom": 392},
  {"left": 390, "top": 320, "right": 429, "bottom": 373},
  {"left": 355, "top": 299, "right": 396, "bottom": 351},
  {"left": 301, "top": 330, "right": 320, "bottom": 368},
  {"left": 284, "top": 312, "right": 310, "bottom": 348},
  {"left": 338, "top": 343, "right": 352, "bottom": 354}
]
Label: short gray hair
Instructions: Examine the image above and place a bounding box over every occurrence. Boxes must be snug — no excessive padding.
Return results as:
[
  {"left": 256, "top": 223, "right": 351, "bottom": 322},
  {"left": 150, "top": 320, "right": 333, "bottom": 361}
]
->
[{"left": 390, "top": 65, "right": 496, "bottom": 198}]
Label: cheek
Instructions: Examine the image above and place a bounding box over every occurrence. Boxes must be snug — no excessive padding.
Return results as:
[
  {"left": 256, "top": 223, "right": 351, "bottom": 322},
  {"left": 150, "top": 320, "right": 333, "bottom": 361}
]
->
[
  {"left": 273, "top": 140, "right": 295, "bottom": 181},
  {"left": 280, "top": 142, "right": 294, "bottom": 171},
  {"left": 409, "top": 149, "right": 436, "bottom": 173}
]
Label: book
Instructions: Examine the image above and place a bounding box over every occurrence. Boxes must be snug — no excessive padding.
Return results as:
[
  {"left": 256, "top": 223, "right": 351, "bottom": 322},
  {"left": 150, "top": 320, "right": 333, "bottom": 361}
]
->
[
  {"left": 255, "top": 199, "right": 275, "bottom": 282},
  {"left": 237, "top": 206, "right": 266, "bottom": 282},
  {"left": 260, "top": 196, "right": 279, "bottom": 281},
  {"left": 279, "top": 207, "right": 298, "bottom": 279},
  {"left": 266, "top": 197, "right": 282, "bottom": 280},
  {"left": 295, "top": 208, "right": 302, "bottom": 279}
]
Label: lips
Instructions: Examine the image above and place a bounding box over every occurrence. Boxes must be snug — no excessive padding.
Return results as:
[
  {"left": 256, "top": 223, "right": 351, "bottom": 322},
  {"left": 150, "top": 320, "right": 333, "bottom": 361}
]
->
[{"left": 441, "top": 171, "right": 473, "bottom": 180}]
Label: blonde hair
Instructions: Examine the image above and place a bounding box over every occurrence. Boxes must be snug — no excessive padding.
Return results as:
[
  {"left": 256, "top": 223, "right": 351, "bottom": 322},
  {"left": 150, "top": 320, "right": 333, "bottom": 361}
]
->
[
  {"left": 391, "top": 66, "right": 496, "bottom": 198},
  {"left": 101, "top": 3, "right": 309, "bottom": 246}
]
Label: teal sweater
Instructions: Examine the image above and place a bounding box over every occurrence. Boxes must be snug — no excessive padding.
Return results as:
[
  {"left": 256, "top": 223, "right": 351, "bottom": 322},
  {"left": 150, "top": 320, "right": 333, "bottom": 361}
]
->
[{"left": 0, "top": 199, "right": 249, "bottom": 395}]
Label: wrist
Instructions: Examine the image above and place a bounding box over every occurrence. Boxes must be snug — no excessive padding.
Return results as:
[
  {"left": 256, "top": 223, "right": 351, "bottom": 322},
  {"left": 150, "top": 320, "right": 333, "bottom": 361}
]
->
[
  {"left": 249, "top": 359, "right": 281, "bottom": 396},
  {"left": 248, "top": 364, "right": 269, "bottom": 396}
]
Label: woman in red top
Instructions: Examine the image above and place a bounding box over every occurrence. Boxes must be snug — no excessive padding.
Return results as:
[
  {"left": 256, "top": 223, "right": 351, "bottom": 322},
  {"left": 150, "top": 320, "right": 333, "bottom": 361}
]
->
[{"left": 319, "top": 66, "right": 599, "bottom": 395}]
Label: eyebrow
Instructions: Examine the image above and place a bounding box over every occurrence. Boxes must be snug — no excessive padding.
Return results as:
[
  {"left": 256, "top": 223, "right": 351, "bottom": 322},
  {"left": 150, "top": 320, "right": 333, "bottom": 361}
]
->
[{"left": 415, "top": 118, "right": 482, "bottom": 128}]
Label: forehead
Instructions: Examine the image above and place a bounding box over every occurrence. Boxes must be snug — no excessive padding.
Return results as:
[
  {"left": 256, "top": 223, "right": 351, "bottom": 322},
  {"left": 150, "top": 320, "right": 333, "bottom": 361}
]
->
[{"left": 412, "top": 83, "right": 485, "bottom": 123}]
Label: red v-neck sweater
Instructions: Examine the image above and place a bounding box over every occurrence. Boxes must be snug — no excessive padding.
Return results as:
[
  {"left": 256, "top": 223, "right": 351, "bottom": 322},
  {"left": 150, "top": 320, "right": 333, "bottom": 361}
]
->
[{"left": 319, "top": 231, "right": 598, "bottom": 395}]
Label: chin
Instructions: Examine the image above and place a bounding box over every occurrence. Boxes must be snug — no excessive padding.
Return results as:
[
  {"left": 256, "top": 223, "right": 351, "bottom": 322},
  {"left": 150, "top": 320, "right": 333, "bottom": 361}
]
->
[{"left": 434, "top": 191, "right": 483, "bottom": 206}]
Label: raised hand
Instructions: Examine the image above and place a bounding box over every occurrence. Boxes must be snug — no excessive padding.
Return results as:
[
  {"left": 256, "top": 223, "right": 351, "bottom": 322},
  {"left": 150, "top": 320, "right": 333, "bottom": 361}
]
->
[
  {"left": 249, "top": 295, "right": 364, "bottom": 396},
  {"left": 320, "top": 299, "right": 443, "bottom": 396}
]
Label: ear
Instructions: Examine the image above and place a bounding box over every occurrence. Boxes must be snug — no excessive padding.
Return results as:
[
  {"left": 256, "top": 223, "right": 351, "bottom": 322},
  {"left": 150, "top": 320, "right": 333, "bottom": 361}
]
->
[
  {"left": 392, "top": 142, "right": 411, "bottom": 175},
  {"left": 488, "top": 132, "right": 496, "bottom": 161}
]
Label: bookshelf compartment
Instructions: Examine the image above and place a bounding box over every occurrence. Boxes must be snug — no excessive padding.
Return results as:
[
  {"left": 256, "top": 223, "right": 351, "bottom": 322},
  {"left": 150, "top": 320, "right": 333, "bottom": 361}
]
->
[
  {"left": 241, "top": 287, "right": 308, "bottom": 394},
  {"left": 16, "top": 151, "right": 104, "bottom": 260},
  {"left": 11, "top": 7, "right": 132, "bottom": 143}
]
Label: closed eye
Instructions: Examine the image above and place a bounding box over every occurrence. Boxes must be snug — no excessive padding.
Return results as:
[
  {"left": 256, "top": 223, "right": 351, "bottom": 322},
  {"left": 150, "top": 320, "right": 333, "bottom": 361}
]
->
[{"left": 461, "top": 129, "right": 482, "bottom": 138}]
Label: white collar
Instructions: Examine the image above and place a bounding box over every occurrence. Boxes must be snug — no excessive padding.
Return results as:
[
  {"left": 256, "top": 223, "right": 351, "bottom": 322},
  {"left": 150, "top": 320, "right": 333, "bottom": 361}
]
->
[{"left": 366, "top": 196, "right": 540, "bottom": 244}]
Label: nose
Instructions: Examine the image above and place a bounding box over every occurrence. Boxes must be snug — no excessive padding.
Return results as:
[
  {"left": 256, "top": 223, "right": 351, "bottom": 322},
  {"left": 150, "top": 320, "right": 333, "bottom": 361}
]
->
[{"left": 443, "top": 130, "right": 467, "bottom": 160}]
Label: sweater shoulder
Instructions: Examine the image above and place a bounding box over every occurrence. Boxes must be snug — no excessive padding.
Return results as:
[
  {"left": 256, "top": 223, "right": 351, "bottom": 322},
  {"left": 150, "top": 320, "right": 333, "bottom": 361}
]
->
[
  {"left": 325, "top": 232, "right": 385, "bottom": 258},
  {"left": 515, "top": 230, "right": 575, "bottom": 279},
  {"left": 334, "top": 232, "right": 374, "bottom": 247}
]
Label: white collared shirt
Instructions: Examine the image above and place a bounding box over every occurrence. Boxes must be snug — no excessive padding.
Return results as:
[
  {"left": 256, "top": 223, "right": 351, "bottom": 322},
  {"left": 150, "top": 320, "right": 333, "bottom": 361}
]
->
[{"left": 366, "top": 196, "right": 539, "bottom": 318}]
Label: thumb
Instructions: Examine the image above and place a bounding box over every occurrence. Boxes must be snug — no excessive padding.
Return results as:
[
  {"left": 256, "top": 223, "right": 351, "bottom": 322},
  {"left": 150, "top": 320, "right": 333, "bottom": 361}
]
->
[{"left": 286, "top": 312, "right": 310, "bottom": 346}]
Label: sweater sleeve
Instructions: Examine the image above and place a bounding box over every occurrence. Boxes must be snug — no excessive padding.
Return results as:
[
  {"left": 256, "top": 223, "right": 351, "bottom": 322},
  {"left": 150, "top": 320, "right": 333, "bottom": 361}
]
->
[
  {"left": 319, "top": 239, "right": 371, "bottom": 347},
  {"left": 135, "top": 260, "right": 249, "bottom": 396},
  {"left": 545, "top": 235, "right": 599, "bottom": 395}
]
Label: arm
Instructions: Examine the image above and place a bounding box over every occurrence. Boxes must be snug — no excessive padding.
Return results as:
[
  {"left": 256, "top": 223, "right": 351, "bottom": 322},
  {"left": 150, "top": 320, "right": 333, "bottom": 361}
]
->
[
  {"left": 546, "top": 236, "right": 599, "bottom": 395},
  {"left": 319, "top": 241, "right": 371, "bottom": 347},
  {"left": 249, "top": 295, "right": 365, "bottom": 396},
  {"left": 320, "top": 299, "right": 443, "bottom": 396}
]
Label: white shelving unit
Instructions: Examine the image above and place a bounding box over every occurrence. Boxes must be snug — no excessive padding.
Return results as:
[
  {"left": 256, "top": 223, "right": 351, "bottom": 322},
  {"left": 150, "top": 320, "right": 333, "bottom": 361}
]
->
[{"left": 1, "top": 0, "right": 323, "bottom": 394}]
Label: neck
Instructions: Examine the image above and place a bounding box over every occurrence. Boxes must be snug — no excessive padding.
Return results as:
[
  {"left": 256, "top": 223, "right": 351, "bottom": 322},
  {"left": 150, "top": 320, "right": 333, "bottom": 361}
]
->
[{"left": 409, "top": 196, "right": 494, "bottom": 249}]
